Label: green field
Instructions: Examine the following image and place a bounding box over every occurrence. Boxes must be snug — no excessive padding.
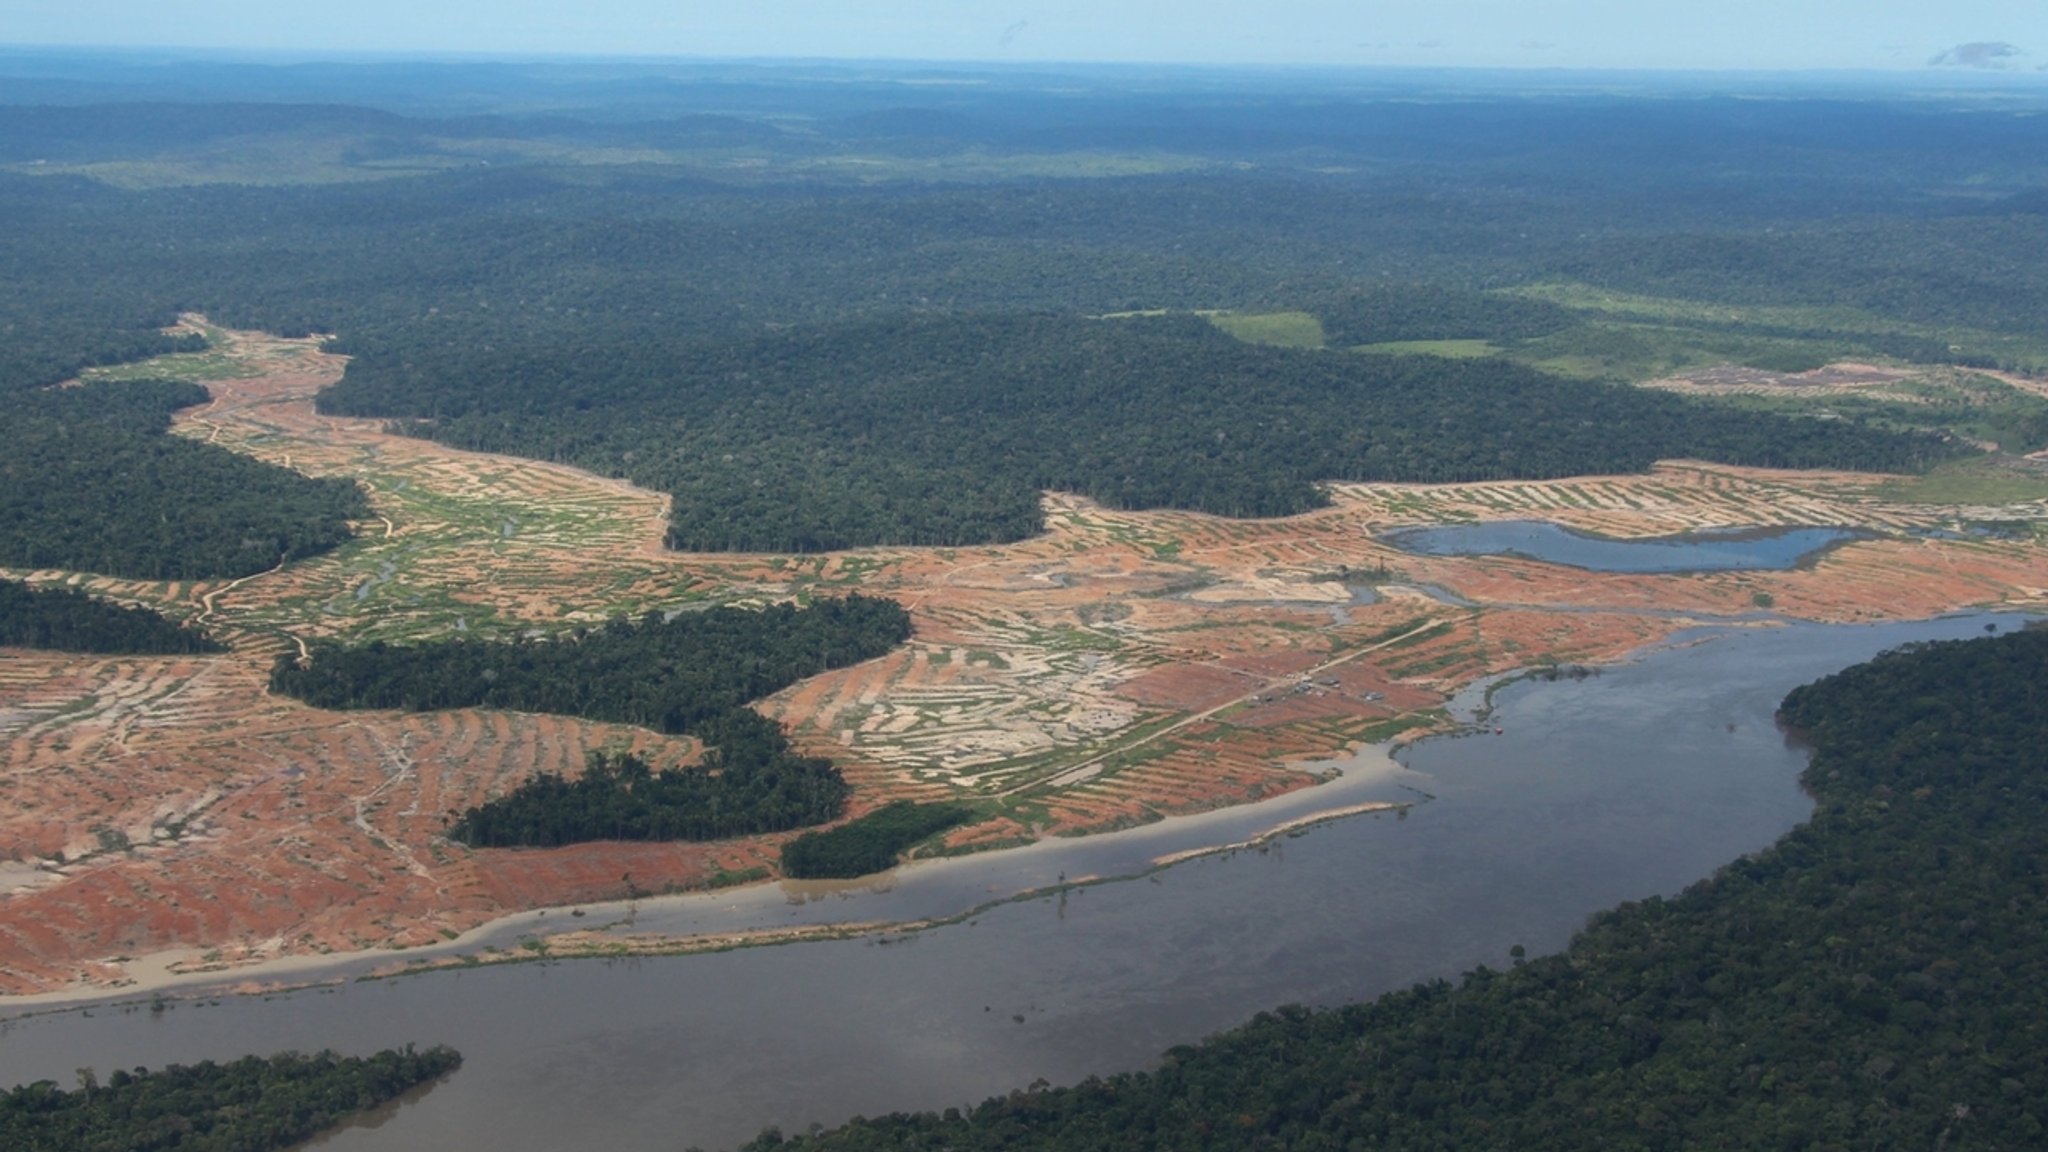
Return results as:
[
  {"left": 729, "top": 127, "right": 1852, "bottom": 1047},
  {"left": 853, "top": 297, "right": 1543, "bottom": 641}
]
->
[
  {"left": 1207, "top": 310, "right": 1328, "bottom": 348},
  {"left": 1504, "top": 281, "right": 2048, "bottom": 376},
  {"left": 1872, "top": 458, "right": 2048, "bottom": 507}
]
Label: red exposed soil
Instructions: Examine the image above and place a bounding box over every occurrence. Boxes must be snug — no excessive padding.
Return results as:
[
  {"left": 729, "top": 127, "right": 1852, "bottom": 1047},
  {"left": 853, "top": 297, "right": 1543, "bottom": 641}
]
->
[
  {"left": 2, "top": 328, "right": 2044, "bottom": 996},
  {"left": 1113, "top": 664, "right": 1259, "bottom": 711}
]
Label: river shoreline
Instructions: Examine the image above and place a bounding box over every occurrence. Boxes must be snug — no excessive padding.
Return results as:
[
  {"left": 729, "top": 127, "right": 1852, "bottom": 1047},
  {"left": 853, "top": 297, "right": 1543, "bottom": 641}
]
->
[
  {"left": 0, "top": 786, "right": 1427, "bottom": 1018},
  {"left": 0, "top": 611, "right": 2027, "bottom": 1152},
  {"left": 1, "top": 610, "right": 2026, "bottom": 1023}
]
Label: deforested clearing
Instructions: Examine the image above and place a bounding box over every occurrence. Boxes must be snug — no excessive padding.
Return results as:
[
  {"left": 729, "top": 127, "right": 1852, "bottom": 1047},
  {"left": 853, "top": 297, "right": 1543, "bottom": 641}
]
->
[{"left": 1, "top": 326, "right": 2042, "bottom": 995}]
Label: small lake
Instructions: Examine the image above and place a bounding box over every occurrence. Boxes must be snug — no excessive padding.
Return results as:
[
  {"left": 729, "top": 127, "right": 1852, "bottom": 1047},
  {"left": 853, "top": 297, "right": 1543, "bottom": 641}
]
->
[
  {"left": 0, "top": 612, "right": 2018, "bottom": 1152},
  {"left": 1380, "top": 520, "right": 1868, "bottom": 572}
]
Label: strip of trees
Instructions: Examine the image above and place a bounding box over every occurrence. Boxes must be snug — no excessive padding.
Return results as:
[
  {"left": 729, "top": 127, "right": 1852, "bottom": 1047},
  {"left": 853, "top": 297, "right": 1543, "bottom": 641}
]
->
[
  {"left": 743, "top": 626, "right": 2048, "bottom": 1150},
  {"left": 450, "top": 730, "right": 845, "bottom": 848},
  {"left": 780, "top": 801, "right": 976, "bottom": 879},
  {"left": 0, "top": 1044, "right": 461, "bottom": 1152},
  {"left": 0, "top": 579, "right": 224, "bottom": 654},
  {"left": 270, "top": 595, "right": 909, "bottom": 731}
]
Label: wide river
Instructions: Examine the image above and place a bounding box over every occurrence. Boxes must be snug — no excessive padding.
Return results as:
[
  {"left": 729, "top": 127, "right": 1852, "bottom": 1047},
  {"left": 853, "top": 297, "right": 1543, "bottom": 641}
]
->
[{"left": 0, "top": 611, "right": 2018, "bottom": 1151}]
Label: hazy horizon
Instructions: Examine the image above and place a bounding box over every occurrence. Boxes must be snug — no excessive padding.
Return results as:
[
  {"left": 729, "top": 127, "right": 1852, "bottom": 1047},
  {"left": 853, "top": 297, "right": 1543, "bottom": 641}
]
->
[{"left": 2, "top": 1, "right": 2043, "bottom": 74}]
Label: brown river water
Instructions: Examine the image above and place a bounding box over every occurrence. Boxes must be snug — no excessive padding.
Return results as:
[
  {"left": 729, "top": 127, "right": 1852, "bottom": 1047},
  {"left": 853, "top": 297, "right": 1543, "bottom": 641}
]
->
[{"left": 0, "top": 612, "right": 2019, "bottom": 1151}]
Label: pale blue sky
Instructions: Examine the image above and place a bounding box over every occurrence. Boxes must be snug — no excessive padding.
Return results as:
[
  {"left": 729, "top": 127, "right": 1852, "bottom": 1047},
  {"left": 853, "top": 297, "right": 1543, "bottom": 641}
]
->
[{"left": 4, "top": 0, "right": 2043, "bottom": 71}]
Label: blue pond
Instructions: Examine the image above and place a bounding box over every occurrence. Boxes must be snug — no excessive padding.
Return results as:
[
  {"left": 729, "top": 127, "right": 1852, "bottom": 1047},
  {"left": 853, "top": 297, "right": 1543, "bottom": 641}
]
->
[{"left": 1381, "top": 520, "right": 1868, "bottom": 573}]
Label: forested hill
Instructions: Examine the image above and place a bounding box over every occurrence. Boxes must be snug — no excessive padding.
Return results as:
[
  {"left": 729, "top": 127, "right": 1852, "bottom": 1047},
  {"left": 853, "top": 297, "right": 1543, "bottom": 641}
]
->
[
  {"left": 748, "top": 625, "right": 2048, "bottom": 1151},
  {"left": 322, "top": 314, "right": 1958, "bottom": 552}
]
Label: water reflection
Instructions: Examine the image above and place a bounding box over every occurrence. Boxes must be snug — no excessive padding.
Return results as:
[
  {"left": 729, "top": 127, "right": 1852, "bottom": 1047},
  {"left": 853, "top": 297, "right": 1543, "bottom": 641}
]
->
[{"left": 1381, "top": 520, "right": 1869, "bottom": 572}]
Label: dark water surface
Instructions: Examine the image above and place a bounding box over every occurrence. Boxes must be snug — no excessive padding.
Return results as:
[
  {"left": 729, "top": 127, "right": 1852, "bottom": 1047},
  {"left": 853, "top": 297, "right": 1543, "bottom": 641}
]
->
[
  {"left": 1382, "top": 520, "right": 1868, "bottom": 571},
  {"left": 0, "top": 613, "right": 2014, "bottom": 1152}
]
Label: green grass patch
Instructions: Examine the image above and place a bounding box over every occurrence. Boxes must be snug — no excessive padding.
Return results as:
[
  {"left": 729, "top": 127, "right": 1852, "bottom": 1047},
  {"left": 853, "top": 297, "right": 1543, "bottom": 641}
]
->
[
  {"left": 1506, "top": 281, "right": 1883, "bottom": 330},
  {"left": 1370, "top": 617, "right": 1455, "bottom": 649},
  {"left": 1515, "top": 320, "right": 1853, "bottom": 382},
  {"left": 1207, "top": 311, "right": 1328, "bottom": 349},
  {"left": 706, "top": 865, "right": 771, "bottom": 889},
  {"left": 1036, "top": 624, "right": 1124, "bottom": 653},
  {"left": 83, "top": 350, "right": 258, "bottom": 384},
  {"left": 1504, "top": 281, "right": 2048, "bottom": 374},
  {"left": 1700, "top": 372, "right": 2048, "bottom": 455},
  {"left": 1874, "top": 459, "right": 2048, "bottom": 505}
]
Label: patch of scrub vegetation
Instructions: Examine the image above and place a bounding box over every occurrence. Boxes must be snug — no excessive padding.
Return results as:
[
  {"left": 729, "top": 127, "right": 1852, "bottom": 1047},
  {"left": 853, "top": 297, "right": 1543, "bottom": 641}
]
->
[
  {"left": 81, "top": 340, "right": 259, "bottom": 385},
  {"left": 707, "top": 864, "right": 772, "bottom": 889},
  {"left": 1026, "top": 624, "right": 1125, "bottom": 654},
  {"left": 1507, "top": 281, "right": 1904, "bottom": 331},
  {"left": 1713, "top": 373, "right": 2048, "bottom": 456},
  {"left": 1375, "top": 618, "right": 1457, "bottom": 650},
  {"left": 1873, "top": 458, "right": 2048, "bottom": 506},
  {"left": 1518, "top": 319, "right": 1827, "bottom": 380},
  {"left": 1505, "top": 281, "right": 2048, "bottom": 376}
]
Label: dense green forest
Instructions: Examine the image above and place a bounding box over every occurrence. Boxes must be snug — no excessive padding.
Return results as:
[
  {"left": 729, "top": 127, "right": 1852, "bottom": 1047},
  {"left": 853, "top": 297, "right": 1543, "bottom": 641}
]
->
[
  {"left": 0, "top": 1044, "right": 461, "bottom": 1152},
  {"left": 780, "top": 801, "right": 976, "bottom": 879},
  {"left": 326, "top": 314, "right": 1958, "bottom": 551},
  {"left": 0, "top": 578, "right": 223, "bottom": 654},
  {"left": 742, "top": 626, "right": 2048, "bottom": 1150},
  {"left": 3, "top": 70, "right": 2047, "bottom": 564},
  {"left": 0, "top": 378, "right": 367, "bottom": 579},
  {"left": 1319, "top": 285, "right": 1580, "bottom": 347},
  {"left": 270, "top": 595, "right": 910, "bottom": 729},
  {"left": 270, "top": 596, "right": 910, "bottom": 846},
  {"left": 450, "top": 737, "right": 844, "bottom": 847}
]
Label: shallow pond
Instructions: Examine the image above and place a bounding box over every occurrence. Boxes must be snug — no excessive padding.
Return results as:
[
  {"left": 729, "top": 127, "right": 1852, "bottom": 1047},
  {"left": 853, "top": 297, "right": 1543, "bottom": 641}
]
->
[
  {"left": 0, "top": 613, "right": 2017, "bottom": 1152},
  {"left": 1381, "top": 520, "right": 1868, "bottom": 572}
]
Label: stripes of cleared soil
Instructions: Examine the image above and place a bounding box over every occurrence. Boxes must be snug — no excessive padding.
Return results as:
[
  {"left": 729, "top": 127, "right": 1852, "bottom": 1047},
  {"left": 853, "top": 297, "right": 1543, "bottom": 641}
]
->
[{"left": 2, "top": 327, "right": 2044, "bottom": 995}]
